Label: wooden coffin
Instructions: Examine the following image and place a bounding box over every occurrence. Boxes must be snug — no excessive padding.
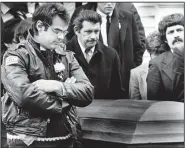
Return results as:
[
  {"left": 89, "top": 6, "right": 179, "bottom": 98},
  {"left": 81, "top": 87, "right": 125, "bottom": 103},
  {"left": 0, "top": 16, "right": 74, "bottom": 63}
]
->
[{"left": 77, "top": 100, "right": 184, "bottom": 147}]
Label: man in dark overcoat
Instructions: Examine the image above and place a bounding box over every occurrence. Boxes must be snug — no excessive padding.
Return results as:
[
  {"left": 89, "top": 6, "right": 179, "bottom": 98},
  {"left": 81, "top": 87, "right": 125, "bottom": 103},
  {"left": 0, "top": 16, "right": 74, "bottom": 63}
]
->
[
  {"left": 67, "top": 3, "right": 145, "bottom": 97},
  {"left": 66, "top": 10, "right": 125, "bottom": 99}
]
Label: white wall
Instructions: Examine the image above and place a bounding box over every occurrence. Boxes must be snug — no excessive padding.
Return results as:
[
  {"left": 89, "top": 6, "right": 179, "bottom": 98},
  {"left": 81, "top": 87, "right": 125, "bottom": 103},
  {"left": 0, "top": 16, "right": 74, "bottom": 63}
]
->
[
  {"left": 133, "top": 3, "right": 184, "bottom": 63},
  {"left": 133, "top": 3, "right": 184, "bottom": 36}
]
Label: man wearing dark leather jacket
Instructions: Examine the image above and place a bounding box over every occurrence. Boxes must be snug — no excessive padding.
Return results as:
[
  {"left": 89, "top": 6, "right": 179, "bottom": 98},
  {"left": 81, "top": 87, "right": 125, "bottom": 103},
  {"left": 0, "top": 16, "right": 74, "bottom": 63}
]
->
[{"left": 1, "top": 3, "right": 94, "bottom": 148}]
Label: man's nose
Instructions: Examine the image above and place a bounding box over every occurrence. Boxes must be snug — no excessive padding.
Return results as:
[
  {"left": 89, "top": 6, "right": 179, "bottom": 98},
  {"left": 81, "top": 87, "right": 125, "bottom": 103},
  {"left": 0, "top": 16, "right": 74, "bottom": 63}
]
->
[
  {"left": 106, "top": 3, "right": 114, "bottom": 6},
  {"left": 57, "top": 34, "right": 65, "bottom": 41},
  {"left": 90, "top": 32, "right": 97, "bottom": 39},
  {"left": 174, "top": 31, "right": 180, "bottom": 38}
]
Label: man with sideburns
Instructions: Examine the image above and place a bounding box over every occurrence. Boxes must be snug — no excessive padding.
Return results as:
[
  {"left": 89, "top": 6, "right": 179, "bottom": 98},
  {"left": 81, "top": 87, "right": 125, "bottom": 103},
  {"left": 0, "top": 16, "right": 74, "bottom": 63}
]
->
[
  {"left": 1, "top": 3, "right": 94, "bottom": 148},
  {"left": 66, "top": 10, "right": 125, "bottom": 99},
  {"left": 147, "top": 13, "right": 184, "bottom": 102}
]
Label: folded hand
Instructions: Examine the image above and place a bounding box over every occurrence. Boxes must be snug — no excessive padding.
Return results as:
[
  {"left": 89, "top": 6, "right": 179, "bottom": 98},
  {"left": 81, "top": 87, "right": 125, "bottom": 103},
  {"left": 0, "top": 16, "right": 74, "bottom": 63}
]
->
[{"left": 33, "top": 79, "right": 60, "bottom": 93}]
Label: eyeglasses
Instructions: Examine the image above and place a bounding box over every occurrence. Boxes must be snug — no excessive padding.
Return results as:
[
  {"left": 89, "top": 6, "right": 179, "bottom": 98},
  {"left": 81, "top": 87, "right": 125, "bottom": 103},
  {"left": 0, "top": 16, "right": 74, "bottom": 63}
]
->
[{"left": 42, "top": 22, "right": 69, "bottom": 37}]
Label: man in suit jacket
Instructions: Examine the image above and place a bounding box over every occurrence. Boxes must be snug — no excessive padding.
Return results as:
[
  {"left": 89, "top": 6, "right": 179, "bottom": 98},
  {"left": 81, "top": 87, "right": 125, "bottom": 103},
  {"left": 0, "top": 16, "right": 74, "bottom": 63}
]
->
[
  {"left": 115, "top": 2, "right": 146, "bottom": 50},
  {"left": 129, "top": 31, "right": 165, "bottom": 100},
  {"left": 147, "top": 13, "right": 184, "bottom": 102},
  {"left": 67, "top": 3, "right": 145, "bottom": 97},
  {"left": 66, "top": 10, "right": 124, "bottom": 99}
]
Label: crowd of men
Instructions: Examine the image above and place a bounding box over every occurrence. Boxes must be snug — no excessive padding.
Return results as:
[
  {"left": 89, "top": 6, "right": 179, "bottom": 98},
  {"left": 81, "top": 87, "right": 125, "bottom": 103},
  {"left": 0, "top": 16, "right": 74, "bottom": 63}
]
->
[{"left": 1, "top": 2, "right": 184, "bottom": 148}]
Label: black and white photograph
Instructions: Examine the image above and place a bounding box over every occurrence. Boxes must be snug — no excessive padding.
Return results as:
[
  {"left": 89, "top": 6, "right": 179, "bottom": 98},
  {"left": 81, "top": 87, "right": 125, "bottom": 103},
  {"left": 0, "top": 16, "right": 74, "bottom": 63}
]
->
[{"left": 1, "top": 2, "right": 184, "bottom": 148}]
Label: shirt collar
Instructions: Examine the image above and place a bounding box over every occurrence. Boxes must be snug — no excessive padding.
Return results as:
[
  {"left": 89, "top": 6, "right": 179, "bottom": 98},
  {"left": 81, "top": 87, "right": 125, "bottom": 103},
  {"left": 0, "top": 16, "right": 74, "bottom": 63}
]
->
[
  {"left": 77, "top": 38, "right": 95, "bottom": 54},
  {"left": 27, "top": 30, "right": 41, "bottom": 50},
  {"left": 96, "top": 8, "right": 113, "bottom": 18}
]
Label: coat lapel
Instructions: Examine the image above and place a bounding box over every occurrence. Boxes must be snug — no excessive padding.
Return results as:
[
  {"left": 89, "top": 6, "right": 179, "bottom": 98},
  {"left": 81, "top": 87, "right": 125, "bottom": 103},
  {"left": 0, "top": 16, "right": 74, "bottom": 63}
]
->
[
  {"left": 72, "top": 36, "right": 89, "bottom": 67},
  {"left": 164, "top": 51, "right": 184, "bottom": 89},
  {"left": 99, "top": 33, "right": 103, "bottom": 43},
  {"left": 108, "top": 9, "right": 120, "bottom": 49},
  {"left": 118, "top": 11, "right": 127, "bottom": 48},
  {"left": 162, "top": 52, "right": 174, "bottom": 81},
  {"left": 162, "top": 51, "right": 185, "bottom": 91}
]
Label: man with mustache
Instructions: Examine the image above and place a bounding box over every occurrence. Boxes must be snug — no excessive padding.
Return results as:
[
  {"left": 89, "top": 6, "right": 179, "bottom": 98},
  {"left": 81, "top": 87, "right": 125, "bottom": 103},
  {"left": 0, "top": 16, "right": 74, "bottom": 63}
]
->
[
  {"left": 67, "top": 3, "right": 145, "bottom": 98},
  {"left": 147, "top": 13, "right": 184, "bottom": 102},
  {"left": 66, "top": 10, "right": 125, "bottom": 99}
]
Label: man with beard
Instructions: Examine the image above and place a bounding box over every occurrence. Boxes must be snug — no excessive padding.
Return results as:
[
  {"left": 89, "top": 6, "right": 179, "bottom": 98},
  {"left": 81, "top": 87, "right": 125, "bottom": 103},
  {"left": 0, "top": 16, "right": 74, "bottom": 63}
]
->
[
  {"left": 147, "top": 13, "right": 184, "bottom": 102},
  {"left": 66, "top": 10, "right": 125, "bottom": 99}
]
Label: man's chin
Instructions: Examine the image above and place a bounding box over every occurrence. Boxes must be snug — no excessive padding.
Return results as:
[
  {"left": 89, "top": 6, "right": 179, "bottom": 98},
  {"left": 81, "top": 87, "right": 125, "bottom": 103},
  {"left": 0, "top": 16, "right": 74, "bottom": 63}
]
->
[
  {"left": 173, "top": 42, "right": 184, "bottom": 53},
  {"left": 87, "top": 43, "right": 96, "bottom": 48},
  {"left": 173, "top": 42, "right": 184, "bottom": 48},
  {"left": 105, "top": 8, "right": 114, "bottom": 13},
  {"left": 50, "top": 45, "right": 58, "bottom": 50}
]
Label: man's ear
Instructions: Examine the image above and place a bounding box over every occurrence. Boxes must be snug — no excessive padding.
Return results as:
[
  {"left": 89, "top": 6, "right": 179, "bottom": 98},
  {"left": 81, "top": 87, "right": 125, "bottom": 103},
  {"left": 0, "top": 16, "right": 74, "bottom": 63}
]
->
[
  {"left": 74, "top": 26, "right": 79, "bottom": 35},
  {"left": 36, "top": 20, "right": 45, "bottom": 32}
]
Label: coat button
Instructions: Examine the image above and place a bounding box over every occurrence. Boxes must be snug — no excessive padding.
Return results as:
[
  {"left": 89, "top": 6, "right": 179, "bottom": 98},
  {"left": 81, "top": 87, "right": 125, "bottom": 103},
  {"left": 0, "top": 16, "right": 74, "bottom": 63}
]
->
[{"left": 47, "top": 118, "right": 50, "bottom": 123}]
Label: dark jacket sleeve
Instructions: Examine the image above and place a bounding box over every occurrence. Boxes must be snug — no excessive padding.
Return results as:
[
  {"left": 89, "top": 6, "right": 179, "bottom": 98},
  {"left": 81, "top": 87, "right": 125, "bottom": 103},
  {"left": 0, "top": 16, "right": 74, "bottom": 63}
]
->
[
  {"left": 66, "top": 6, "right": 83, "bottom": 41},
  {"left": 129, "top": 3, "right": 146, "bottom": 50},
  {"left": 171, "top": 48, "right": 184, "bottom": 102},
  {"left": 147, "top": 60, "right": 163, "bottom": 100},
  {"left": 132, "top": 13, "right": 145, "bottom": 67},
  {"left": 57, "top": 52, "right": 94, "bottom": 107},
  {"left": 1, "top": 50, "right": 63, "bottom": 115},
  {"left": 109, "top": 50, "right": 125, "bottom": 99},
  {"left": 116, "top": 2, "right": 146, "bottom": 52}
]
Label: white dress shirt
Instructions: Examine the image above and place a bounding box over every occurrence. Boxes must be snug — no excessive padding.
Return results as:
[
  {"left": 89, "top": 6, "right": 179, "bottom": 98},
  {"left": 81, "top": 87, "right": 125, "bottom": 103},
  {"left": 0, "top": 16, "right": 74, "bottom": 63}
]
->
[{"left": 96, "top": 9, "right": 113, "bottom": 46}]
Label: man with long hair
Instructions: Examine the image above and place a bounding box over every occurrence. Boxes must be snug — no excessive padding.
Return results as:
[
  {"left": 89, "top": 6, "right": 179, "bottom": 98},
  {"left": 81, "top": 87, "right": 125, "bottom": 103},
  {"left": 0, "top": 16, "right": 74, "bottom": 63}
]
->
[{"left": 147, "top": 13, "right": 184, "bottom": 102}]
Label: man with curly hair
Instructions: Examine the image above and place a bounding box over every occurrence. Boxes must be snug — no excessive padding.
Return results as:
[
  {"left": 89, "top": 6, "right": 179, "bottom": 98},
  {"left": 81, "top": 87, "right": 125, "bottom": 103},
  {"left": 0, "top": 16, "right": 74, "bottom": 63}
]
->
[{"left": 147, "top": 13, "right": 184, "bottom": 102}]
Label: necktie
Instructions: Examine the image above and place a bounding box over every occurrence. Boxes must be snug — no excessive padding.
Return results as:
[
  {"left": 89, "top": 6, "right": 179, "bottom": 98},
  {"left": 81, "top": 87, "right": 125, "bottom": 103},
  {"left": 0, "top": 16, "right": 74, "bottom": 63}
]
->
[
  {"left": 85, "top": 48, "right": 92, "bottom": 63},
  {"left": 106, "top": 15, "right": 111, "bottom": 43}
]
